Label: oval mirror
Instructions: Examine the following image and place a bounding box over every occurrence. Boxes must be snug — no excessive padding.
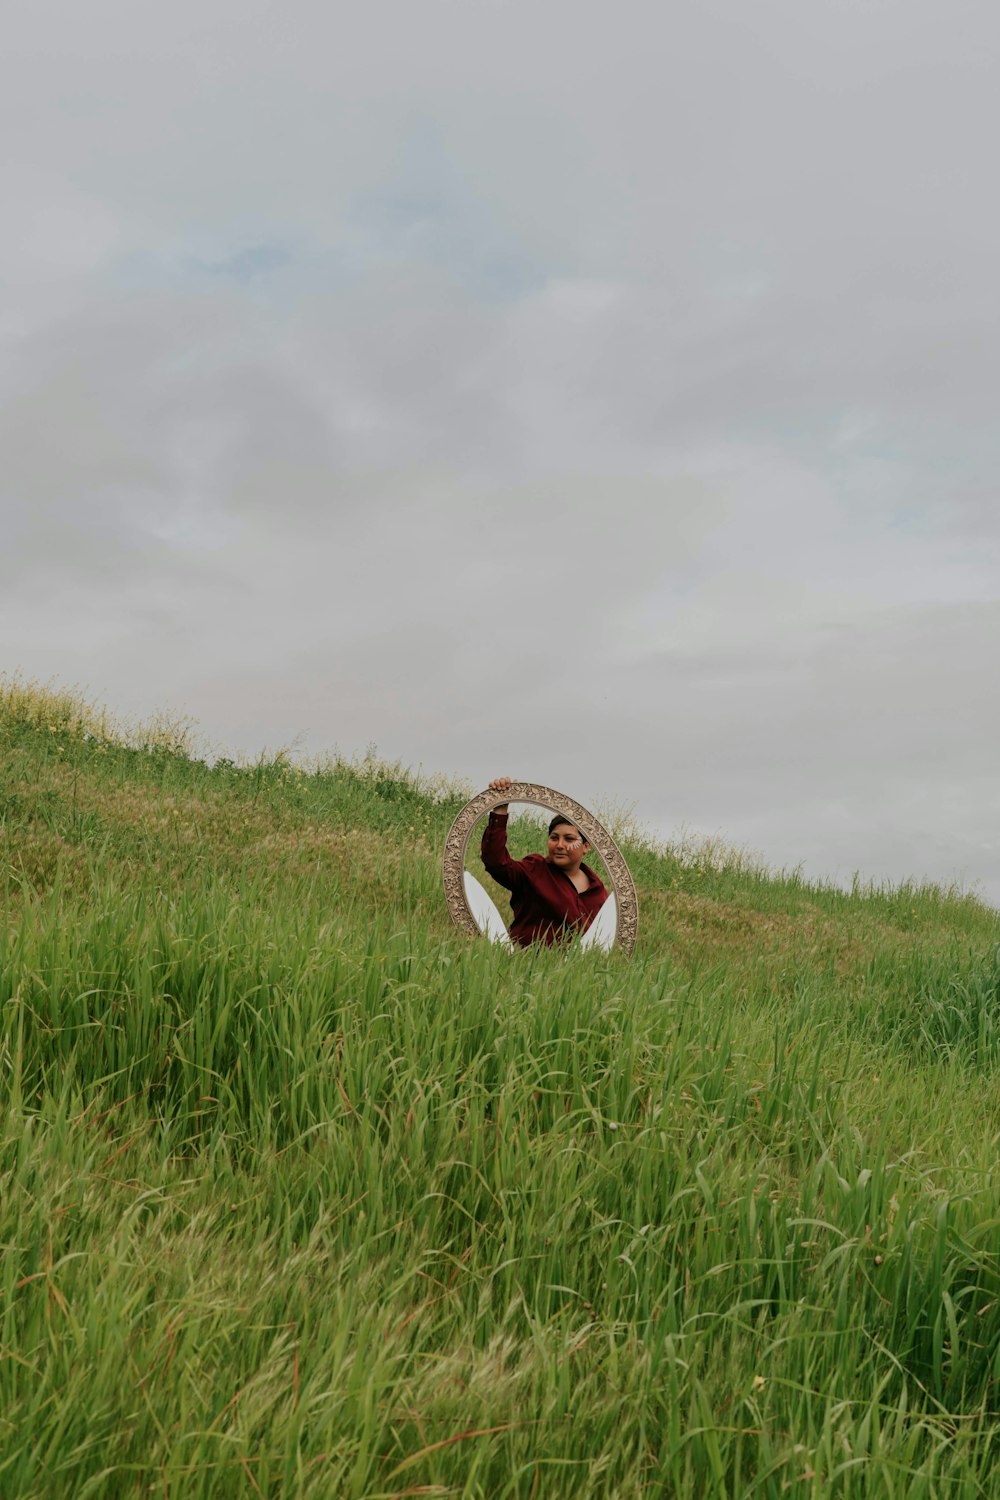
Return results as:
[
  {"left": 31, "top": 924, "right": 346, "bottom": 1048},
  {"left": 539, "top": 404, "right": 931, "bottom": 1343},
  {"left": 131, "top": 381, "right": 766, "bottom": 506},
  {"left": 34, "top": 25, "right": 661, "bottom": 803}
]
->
[{"left": 443, "top": 782, "right": 638, "bottom": 955}]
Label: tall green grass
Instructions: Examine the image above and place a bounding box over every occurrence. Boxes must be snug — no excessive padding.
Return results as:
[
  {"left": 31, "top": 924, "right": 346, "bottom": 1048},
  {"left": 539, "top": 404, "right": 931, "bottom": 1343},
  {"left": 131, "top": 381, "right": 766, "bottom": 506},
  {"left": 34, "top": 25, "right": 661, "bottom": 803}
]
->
[{"left": 2, "top": 680, "right": 999, "bottom": 1497}]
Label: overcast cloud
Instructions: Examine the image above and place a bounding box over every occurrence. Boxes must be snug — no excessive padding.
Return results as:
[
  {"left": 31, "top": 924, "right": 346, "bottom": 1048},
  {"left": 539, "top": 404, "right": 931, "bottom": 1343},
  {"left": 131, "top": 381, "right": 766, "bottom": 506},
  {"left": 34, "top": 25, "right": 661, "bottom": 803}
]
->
[{"left": 3, "top": 0, "right": 999, "bottom": 902}]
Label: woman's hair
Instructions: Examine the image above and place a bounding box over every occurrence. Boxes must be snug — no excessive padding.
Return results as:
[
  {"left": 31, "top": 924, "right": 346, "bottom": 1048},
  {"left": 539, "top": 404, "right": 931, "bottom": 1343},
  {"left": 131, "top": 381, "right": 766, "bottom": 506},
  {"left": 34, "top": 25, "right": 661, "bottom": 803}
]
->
[{"left": 548, "top": 814, "right": 588, "bottom": 843}]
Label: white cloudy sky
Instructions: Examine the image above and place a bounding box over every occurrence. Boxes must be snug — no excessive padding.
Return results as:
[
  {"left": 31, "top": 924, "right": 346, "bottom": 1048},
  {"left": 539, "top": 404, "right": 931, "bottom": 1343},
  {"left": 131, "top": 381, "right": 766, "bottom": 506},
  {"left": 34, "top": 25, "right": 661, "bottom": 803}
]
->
[{"left": 3, "top": 0, "right": 999, "bottom": 901}]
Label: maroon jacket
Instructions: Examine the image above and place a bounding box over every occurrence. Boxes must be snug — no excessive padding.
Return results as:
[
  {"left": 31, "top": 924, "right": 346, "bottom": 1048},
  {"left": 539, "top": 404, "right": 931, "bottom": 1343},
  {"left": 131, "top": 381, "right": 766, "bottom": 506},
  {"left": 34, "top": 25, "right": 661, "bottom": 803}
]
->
[{"left": 480, "top": 812, "right": 608, "bottom": 948}]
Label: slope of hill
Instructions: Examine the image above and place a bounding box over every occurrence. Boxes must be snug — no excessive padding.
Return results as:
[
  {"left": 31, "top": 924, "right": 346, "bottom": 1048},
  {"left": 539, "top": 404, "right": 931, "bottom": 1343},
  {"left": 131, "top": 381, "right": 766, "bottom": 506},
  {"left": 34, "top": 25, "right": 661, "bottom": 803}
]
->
[{"left": 2, "top": 678, "right": 999, "bottom": 1498}]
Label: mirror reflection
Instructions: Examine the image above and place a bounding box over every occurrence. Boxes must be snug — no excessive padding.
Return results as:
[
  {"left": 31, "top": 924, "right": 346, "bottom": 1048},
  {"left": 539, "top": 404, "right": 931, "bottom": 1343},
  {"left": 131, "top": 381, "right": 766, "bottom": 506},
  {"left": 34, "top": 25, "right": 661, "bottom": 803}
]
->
[
  {"left": 462, "top": 870, "right": 512, "bottom": 947},
  {"left": 463, "top": 781, "right": 616, "bottom": 950}
]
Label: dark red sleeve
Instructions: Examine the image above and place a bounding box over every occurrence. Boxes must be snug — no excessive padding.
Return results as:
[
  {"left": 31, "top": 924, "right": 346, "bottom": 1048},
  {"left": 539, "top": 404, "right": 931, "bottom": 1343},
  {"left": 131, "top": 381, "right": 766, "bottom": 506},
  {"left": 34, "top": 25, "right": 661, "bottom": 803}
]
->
[{"left": 480, "top": 812, "right": 527, "bottom": 892}]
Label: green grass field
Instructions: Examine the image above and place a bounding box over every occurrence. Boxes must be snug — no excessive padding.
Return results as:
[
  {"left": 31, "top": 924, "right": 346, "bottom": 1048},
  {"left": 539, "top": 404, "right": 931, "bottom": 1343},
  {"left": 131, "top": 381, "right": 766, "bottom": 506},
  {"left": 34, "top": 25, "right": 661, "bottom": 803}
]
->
[{"left": 2, "top": 677, "right": 1000, "bottom": 1498}]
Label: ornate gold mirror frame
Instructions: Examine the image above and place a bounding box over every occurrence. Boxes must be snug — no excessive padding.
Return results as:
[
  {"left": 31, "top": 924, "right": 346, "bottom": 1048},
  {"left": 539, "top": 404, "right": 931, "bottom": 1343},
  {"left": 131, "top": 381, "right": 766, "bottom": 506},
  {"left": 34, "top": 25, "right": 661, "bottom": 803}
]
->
[{"left": 442, "top": 782, "right": 639, "bottom": 955}]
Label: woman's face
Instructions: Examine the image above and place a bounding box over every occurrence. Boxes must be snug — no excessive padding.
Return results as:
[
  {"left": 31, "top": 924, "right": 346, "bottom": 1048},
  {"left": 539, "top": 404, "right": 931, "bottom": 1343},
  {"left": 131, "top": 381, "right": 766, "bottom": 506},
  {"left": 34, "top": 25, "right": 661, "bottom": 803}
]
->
[{"left": 547, "top": 822, "right": 588, "bottom": 867}]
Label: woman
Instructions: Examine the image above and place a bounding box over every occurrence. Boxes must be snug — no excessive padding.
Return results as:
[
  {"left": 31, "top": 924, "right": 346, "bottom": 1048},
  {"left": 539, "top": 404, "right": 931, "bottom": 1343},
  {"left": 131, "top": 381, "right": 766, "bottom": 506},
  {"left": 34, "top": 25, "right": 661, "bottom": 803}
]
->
[{"left": 480, "top": 777, "right": 608, "bottom": 947}]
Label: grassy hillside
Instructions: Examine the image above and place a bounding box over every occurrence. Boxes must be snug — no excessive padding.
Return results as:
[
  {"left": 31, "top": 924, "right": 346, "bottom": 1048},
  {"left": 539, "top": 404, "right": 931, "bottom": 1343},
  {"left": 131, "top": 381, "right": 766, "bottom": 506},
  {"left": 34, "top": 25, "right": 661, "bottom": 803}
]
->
[{"left": 2, "top": 678, "right": 999, "bottom": 1498}]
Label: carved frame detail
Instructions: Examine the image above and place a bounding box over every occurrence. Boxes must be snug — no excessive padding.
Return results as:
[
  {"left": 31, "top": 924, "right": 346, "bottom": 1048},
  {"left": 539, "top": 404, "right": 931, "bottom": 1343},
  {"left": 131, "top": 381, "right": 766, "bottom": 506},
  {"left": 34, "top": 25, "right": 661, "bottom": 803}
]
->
[{"left": 442, "top": 783, "right": 638, "bottom": 956}]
